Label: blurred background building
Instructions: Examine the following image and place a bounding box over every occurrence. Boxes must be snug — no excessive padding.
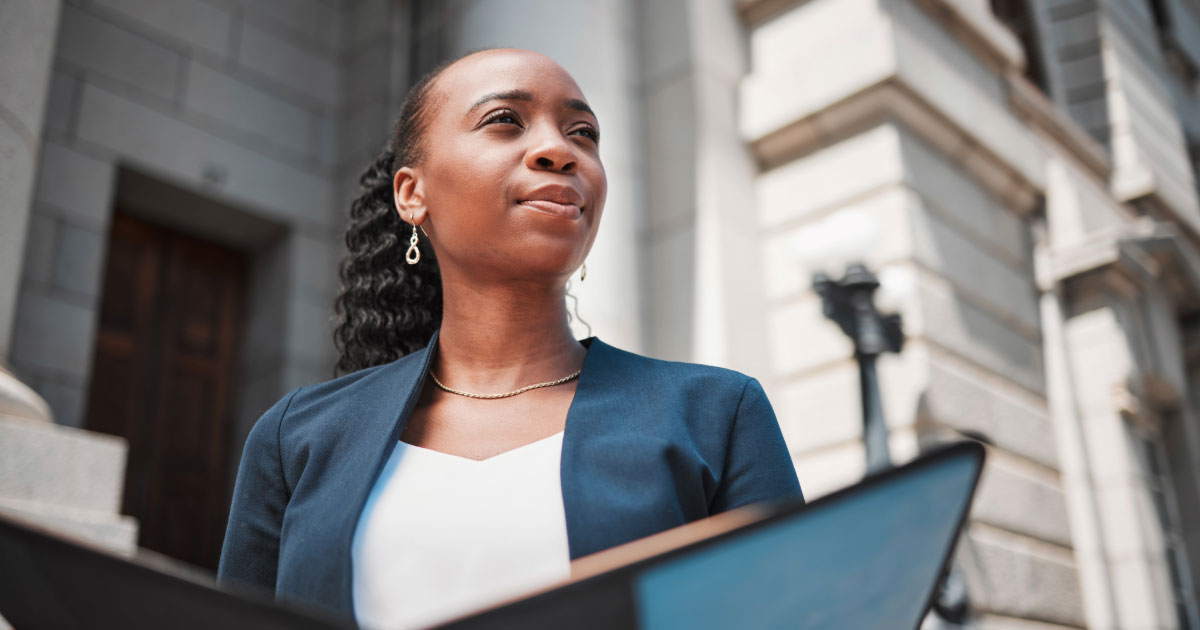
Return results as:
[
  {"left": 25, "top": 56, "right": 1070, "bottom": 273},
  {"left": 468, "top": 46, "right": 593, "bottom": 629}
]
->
[{"left": 1, "top": 0, "right": 1199, "bottom": 628}]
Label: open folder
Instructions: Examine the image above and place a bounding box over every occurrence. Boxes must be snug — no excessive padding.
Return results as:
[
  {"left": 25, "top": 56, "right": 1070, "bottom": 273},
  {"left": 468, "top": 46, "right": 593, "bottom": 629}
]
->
[{"left": 0, "top": 441, "right": 985, "bottom": 630}]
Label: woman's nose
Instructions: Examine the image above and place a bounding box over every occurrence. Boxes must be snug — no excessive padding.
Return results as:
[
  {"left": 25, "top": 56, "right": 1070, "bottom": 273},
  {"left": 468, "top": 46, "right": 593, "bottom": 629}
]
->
[{"left": 525, "top": 130, "right": 578, "bottom": 174}]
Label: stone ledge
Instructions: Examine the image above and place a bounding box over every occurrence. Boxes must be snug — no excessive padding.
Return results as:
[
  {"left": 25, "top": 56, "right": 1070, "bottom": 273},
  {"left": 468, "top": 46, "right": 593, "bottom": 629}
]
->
[
  {"left": 0, "top": 413, "right": 127, "bottom": 514},
  {"left": 0, "top": 497, "right": 137, "bottom": 555}
]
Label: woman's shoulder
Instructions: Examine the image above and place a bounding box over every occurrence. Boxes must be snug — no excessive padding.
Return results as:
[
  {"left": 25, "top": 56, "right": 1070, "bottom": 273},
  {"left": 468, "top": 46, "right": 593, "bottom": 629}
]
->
[
  {"left": 587, "top": 338, "right": 761, "bottom": 400},
  {"left": 265, "top": 348, "right": 430, "bottom": 429}
]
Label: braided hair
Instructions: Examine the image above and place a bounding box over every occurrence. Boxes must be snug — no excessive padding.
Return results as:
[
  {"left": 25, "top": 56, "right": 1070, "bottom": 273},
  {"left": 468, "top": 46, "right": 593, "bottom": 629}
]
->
[{"left": 333, "top": 60, "right": 457, "bottom": 375}]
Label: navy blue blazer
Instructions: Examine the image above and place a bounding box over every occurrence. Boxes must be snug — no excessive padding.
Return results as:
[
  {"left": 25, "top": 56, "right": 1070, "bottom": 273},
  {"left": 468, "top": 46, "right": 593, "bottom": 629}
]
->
[{"left": 217, "top": 331, "right": 802, "bottom": 623}]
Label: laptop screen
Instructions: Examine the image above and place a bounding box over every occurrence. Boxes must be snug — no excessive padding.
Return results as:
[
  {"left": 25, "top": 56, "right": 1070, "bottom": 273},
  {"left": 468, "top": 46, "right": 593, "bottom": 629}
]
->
[{"left": 633, "top": 447, "right": 981, "bottom": 630}]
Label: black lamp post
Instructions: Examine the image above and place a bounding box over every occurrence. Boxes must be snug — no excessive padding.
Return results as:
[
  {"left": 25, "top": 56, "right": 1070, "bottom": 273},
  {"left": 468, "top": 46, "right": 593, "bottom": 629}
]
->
[
  {"left": 812, "top": 263, "right": 904, "bottom": 474},
  {"left": 813, "top": 263, "right": 970, "bottom": 626}
]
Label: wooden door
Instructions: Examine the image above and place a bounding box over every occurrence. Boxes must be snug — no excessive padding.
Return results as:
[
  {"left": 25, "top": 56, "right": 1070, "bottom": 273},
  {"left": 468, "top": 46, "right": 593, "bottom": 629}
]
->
[{"left": 85, "top": 212, "right": 246, "bottom": 570}]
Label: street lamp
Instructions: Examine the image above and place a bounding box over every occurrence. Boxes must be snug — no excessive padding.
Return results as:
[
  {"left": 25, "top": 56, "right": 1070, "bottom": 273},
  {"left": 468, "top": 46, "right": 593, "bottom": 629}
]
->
[
  {"left": 812, "top": 264, "right": 904, "bottom": 474},
  {"left": 794, "top": 209, "right": 968, "bottom": 627},
  {"left": 792, "top": 208, "right": 903, "bottom": 474}
]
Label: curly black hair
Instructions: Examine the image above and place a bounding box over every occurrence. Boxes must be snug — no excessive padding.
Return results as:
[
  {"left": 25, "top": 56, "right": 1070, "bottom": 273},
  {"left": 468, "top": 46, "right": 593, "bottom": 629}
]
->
[{"left": 333, "top": 59, "right": 459, "bottom": 375}]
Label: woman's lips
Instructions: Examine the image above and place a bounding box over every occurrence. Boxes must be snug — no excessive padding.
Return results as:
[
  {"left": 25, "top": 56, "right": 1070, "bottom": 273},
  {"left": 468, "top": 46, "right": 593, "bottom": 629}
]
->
[{"left": 518, "top": 199, "right": 583, "bottom": 219}]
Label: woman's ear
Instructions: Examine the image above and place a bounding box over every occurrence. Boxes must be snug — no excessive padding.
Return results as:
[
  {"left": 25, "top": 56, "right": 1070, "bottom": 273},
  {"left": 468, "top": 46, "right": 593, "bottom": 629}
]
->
[{"left": 393, "top": 166, "right": 428, "bottom": 226}]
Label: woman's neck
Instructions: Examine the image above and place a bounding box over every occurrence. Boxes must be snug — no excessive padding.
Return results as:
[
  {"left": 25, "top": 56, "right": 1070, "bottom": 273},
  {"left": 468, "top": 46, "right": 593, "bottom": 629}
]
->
[{"left": 434, "top": 275, "right": 587, "bottom": 390}]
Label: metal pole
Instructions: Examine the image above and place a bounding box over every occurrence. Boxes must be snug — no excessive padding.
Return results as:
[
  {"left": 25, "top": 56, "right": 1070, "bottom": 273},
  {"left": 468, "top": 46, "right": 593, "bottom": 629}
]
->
[{"left": 857, "top": 353, "right": 891, "bottom": 474}]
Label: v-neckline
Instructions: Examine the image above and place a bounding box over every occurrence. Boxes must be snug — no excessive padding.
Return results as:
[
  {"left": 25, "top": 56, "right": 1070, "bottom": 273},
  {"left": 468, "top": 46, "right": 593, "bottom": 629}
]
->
[
  {"left": 396, "top": 336, "right": 597, "bottom": 465},
  {"left": 399, "top": 429, "right": 565, "bottom": 464}
]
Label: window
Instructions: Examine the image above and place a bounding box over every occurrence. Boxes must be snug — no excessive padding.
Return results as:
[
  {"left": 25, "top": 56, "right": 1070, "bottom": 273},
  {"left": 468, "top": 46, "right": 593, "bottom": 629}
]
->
[
  {"left": 1130, "top": 422, "right": 1200, "bottom": 630},
  {"left": 989, "top": 0, "right": 1050, "bottom": 92}
]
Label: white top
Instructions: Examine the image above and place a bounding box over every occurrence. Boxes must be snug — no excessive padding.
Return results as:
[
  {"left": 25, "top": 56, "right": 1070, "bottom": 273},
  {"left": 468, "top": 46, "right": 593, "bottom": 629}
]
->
[{"left": 351, "top": 431, "right": 571, "bottom": 630}]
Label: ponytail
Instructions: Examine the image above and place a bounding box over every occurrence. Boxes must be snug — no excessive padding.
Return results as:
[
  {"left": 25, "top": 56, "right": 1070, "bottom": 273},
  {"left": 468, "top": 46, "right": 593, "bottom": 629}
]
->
[{"left": 332, "top": 148, "right": 442, "bottom": 375}]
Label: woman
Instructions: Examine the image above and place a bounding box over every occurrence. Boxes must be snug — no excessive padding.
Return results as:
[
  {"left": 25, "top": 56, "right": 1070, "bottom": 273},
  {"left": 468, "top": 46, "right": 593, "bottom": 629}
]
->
[{"left": 218, "top": 48, "right": 802, "bottom": 629}]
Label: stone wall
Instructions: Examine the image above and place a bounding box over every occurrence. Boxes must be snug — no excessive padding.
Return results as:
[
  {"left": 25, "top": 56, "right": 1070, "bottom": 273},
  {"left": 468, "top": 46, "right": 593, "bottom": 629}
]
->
[{"left": 9, "top": 0, "right": 350, "bottom": 452}]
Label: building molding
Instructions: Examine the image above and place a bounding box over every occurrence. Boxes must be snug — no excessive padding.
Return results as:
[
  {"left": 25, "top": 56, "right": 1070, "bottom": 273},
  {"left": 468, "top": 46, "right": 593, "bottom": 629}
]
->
[
  {"left": 748, "top": 76, "right": 1042, "bottom": 214},
  {"left": 909, "top": 0, "right": 1025, "bottom": 76},
  {"left": 1007, "top": 73, "right": 1112, "bottom": 182}
]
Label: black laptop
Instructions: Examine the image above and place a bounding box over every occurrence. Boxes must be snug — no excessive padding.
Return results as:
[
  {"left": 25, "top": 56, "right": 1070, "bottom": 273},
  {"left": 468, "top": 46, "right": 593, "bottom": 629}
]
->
[{"left": 0, "top": 441, "right": 985, "bottom": 630}]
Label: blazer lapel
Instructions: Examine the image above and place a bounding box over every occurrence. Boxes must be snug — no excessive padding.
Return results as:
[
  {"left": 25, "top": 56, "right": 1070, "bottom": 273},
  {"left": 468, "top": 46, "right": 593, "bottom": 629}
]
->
[
  {"left": 332, "top": 330, "right": 440, "bottom": 615},
  {"left": 560, "top": 336, "right": 617, "bottom": 559}
]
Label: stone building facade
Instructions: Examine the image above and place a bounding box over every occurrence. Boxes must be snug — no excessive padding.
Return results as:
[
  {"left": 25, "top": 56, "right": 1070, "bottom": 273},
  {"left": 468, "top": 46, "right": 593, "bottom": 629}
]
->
[{"left": 1, "top": 0, "right": 1199, "bottom": 628}]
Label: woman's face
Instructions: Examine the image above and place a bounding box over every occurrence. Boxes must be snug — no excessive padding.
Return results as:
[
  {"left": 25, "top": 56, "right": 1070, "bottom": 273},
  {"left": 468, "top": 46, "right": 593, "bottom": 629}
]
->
[{"left": 396, "top": 49, "right": 607, "bottom": 285}]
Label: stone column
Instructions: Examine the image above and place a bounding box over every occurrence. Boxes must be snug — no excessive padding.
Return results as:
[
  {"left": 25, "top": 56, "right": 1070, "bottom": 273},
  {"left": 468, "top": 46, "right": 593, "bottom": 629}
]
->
[
  {"left": 0, "top": 0, "right": 137, "bottom": 564},
  {"left": 0, "top": 0, "right": 61, "bottom": 364}
]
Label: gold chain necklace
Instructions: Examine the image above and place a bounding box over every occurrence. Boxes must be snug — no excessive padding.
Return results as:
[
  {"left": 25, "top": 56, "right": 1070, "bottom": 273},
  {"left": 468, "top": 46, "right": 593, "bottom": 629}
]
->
[{"left": 429, "top": 369, "right": 582, "bottom": 399}]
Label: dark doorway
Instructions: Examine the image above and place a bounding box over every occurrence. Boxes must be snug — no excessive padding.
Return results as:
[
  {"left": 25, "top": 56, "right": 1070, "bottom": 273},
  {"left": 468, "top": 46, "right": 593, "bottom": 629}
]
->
[{"left": 85, "top": 211, "right": 247, "bottom": 571}]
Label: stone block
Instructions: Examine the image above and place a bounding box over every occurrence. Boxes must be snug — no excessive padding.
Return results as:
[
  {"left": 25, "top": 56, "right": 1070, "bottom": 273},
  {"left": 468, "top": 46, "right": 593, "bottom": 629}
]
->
[
  {"left": 772, "top": 331, "right": 930, "bottom": 451},
  {"left": 287, "top": 231, "right": 338, "bottom": 302},
  {"left": 1053, "top": 9, "right": 1101, "bottom": 50},
  {"left": 91, "top": 0, "right": 233, "bottom": 58},
  {"left": 638, "top": 0, "right": 692, "bottom": 84},
  {"left": 33, "top": 140, "right": 116, "bottom": 231},
  {"left": 0, "top": 0, "right": 60, "bottom": 133},
  {"left": 57, "top": 5, "right": 182, "bottom": 103},
  {"left": 75, "top": 83, "right": 334, "bottom": 228},
  {"left": 341, "top": 0, "right": 391, "bottom": 55},
  {"left": 280, "top": 362, "right": 331, "bottom": 392},
  {"left": 644, "top": 75, "right": 697, "bottom": 239},
  {"left": 961, "top": 530, "right": 1085, "bottom": 626},
  {"left": 893, "top": 3, "right": 1045, "bottom": 190},
  {"left": 236, "top": 19, "right": 338, "bottom": 110},
  {"left": 762, "top": 185, "right": 913, "bottom": 301},
  {"left": 972, "top": 459, "right": 1073, "bottom": 547},
  {"left": 740, "top": 0, "right": 895, "bottom": 141},
  {"left": 924, "top": 356, "right": 1057, "bottom": 470},
  {"left": 908, "top": 198, "right": 1040, "bottom": 335},
  {"left": 897, "top": 127, "right": 1027, "bottom": 267},
  {"left": 790, "top": 440, "right": 866, "bottom": 499},
  {"left": 0, "top": 498, "right": 137, "bottom": 556},
  {"left": 183, "top": 60, "right": 312, "bottom": 157},
  {"left": 766, "top": 294, "right": 855, "bottom": 377},
  {"left": 645, "top": 225, "right": 696, "bottom": 362},
  {"left": 915, "top": 276, "right": 1046, "bottom": 395},
  {"left": 0, "top": 414, "right": 126, "bottom": 514},
  {"left": 247, "top": 0, "right": 338, "bottom": 52},
  {"left": 10, "top": 292, "right": 97, "bottom": 382},
  {"left": 43, "top": 70, "right": 80, "bottom": 137},
  {"left": 342, "top": 39, "right": 391, "bottom": 107},
  {"left": 315, "top": 112, "right": 339, "bottom": 172},
  {"left": 755, "top": 123, "right": 905, "bottom": 229},
  {"left": 337, "top": 99, "right": 390, "bottom": 167},
  {"left": 774, "top": 363, "right": 864, "bottom": 452},
  {"left": 52, "top": 222, "right": 105, "bottom": 300},
  {"left": 285, "top": 296, "right": 336, "bottom": 370}
]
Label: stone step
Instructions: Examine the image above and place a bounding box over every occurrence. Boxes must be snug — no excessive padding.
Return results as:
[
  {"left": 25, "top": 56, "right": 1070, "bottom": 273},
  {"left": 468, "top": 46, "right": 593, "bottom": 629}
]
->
[
  {"left": 0, "top": 413, "right": 128, "bottom": 514},
  {"left": 0, "top": 496, "right": 138, "bottom": 554}
]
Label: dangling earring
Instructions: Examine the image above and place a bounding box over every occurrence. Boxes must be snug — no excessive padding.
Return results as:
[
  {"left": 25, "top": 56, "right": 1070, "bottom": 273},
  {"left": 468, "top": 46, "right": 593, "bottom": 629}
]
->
[
  {"left": 405, "top": 223, "right": 420, "bottom": 264},
  {"left": 580, "top": 262, "right": 587, "bottom": 282}
]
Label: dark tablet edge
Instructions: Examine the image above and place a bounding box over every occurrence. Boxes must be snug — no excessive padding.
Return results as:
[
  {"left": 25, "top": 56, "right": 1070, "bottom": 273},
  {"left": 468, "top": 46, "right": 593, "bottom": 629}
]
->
[{"left": 0, "top": 512, "right": 353, "bottom": 629}]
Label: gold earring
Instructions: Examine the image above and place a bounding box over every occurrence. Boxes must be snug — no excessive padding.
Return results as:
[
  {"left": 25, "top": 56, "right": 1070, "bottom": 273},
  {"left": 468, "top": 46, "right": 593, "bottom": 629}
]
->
[
  {"left": 405, "top": 224, "right": 420, "bottom": 264},
  {"left": 580, "top": 262, "right": 587, "bottom": 282}
]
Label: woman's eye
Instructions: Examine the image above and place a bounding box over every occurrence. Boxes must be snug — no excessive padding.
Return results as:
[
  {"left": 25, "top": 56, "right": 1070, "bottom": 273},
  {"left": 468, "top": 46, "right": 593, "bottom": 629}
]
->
[
  {"left": 571, "top": 127, "right": 599, "bottom": 142},
  {"left": 484, "top": 111, "right": 521, "bottom": 126}
]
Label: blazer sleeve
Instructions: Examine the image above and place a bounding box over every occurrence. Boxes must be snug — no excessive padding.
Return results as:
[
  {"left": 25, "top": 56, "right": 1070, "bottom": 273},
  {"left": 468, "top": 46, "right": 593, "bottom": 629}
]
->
[
  {"left": 708, "top": 377, "right": 804, "bottom": 514},
  {"left": 217, "top": 388, "right": 299, "bottom": 592}
]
